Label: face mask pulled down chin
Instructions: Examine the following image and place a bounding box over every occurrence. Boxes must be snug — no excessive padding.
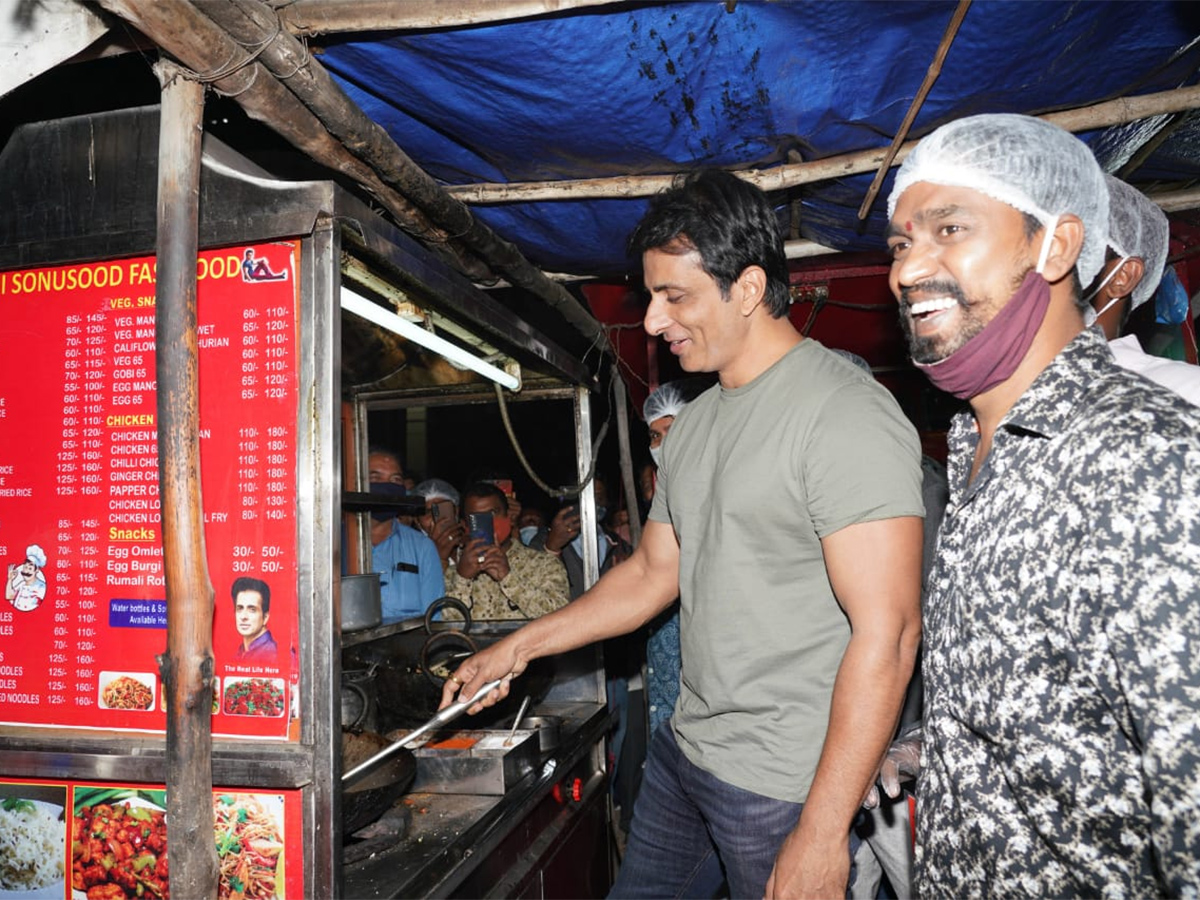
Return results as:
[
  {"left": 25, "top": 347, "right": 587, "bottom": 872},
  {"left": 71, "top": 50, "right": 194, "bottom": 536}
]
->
[
  {"left": 369, "top": 481, "right": 406, "bottom": 522},
  {"left": 914, "top": 269, "right": 1052, "bottom": 400}
]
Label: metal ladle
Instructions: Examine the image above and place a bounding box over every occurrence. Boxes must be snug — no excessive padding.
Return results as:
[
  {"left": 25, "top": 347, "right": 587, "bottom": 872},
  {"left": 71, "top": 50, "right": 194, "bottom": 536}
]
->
[
  {"left": 504, "top": 695, "right": 532, "bottom": 747},
  {"left": 342, "top": 677, "right": 504, "bottom": 788}
]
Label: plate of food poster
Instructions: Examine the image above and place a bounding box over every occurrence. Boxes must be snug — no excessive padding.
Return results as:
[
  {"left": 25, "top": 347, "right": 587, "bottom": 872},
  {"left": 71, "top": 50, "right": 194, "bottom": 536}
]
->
[
  {"left": 71, "top": 787, "right": 168, "bottom": 900},
  {"left": 213, "top": 792, "right": 286, "bottom": 900},
  {"left": 0, "top": 784, "right": 67, "bottom": 900},
  {"left": 97, "top": 671, "right": 156, "bottom": 712},
  {"left": 222, "top": 677, "right": 286, "bottom": 717}
]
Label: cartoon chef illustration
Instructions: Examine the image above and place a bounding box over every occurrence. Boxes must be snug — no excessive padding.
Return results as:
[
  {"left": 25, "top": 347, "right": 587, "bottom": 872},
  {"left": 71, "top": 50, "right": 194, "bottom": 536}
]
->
[{"left": 7, "top": 544, "right": 47, "bottom": 611}]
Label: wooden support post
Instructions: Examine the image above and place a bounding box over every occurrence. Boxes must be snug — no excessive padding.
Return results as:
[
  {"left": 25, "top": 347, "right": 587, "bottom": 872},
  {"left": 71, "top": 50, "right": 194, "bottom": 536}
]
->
[{"left": 154, "top": 59, "right": 219, "bottom": 900}]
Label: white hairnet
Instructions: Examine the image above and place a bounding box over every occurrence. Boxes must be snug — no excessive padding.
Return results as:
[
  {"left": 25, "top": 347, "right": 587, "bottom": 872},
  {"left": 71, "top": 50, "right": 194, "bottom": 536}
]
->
[
  {"left": 643, "top": 378, "right": 711, "bottom": 422},
  {"left": 25, "top": 544, "right": 46, "bottom": 568},
  {"left": 1103, "top": 173, "right": 1169, "bottom": 310},
  {"left": 888, "top": 113, "right": 1109, "bottom": 285},
  {"left": 413, "top": 478, "right": 460, "bottom": 508},
  {"left": 830, "top": 348, "right": 873, "bottom": 375}
]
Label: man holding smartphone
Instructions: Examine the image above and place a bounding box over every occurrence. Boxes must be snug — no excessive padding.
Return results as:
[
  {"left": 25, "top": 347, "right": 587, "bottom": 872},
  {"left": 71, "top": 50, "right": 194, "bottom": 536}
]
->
[
  {"left": 445, "top": 169, "right": 925, "bottom": 898},
  {"left": 413, "top": 478, "right": 466, "bottom": 570},
  {"left": 442, "top": 481, "right": 570, "bottom": 620}
]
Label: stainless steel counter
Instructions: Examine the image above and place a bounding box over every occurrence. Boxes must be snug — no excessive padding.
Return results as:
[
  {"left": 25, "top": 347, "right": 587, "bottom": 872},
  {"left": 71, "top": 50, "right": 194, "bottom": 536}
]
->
[{"left": 342, "top": 699, "right": 613, "bottom": 899}]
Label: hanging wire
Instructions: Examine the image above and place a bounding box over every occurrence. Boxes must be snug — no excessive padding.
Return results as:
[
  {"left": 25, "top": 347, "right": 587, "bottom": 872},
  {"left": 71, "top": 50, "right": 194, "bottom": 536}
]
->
[{"left": 493, "top": 367, "right": 614, "bottom": 499}]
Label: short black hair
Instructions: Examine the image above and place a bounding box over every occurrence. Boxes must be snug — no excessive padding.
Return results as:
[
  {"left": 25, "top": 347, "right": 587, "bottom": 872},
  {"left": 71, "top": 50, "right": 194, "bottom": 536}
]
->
[
  {"left": 461, "top": 481, "right": 508, "bottom": 514},
  {"left": 231, "top": 576, "right": 271, "bottom": 614},
  {"left": 627, "top": 168, "right": 792, "bottom": 318}
]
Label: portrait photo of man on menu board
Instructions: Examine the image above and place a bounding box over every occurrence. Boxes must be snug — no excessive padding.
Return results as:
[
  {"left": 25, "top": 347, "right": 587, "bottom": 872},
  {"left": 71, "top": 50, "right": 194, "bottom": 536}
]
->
[{"left": 231, "top": 576, "right": 278, "bottom": 664}]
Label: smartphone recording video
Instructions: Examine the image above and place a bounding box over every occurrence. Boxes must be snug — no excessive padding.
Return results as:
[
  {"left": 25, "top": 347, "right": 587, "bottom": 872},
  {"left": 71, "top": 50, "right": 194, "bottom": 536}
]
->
[{"left": 466, "top": 511, "right": 495, "bottom": 545}]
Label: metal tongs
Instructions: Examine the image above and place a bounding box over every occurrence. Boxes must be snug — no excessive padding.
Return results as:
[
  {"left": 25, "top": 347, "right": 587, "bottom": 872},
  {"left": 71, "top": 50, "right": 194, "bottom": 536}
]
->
[{"left": 341, "top": 678, "right": 504, "bottom": 788}]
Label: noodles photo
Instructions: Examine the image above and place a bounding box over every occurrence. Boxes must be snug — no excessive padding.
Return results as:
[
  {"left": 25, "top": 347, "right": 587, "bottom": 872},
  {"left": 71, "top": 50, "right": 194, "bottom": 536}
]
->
[
  {"left": 213, "top": 793, "right": 283, "bottom": 900},
  {"left": 100, "top": 675, "right": 154, "bottom": 711}
]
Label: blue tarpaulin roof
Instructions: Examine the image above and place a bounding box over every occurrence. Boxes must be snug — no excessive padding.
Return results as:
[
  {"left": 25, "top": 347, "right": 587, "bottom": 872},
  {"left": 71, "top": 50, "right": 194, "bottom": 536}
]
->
[{"left": 317, "top": 1, "right": 1200, "bottom": 278}]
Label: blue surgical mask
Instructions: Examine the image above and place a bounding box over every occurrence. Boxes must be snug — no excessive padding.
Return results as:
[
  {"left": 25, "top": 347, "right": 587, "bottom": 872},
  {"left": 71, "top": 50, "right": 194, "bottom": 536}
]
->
[
  {"left": 571, "top": 524, "right": 610, "bottom": 569},
  {"left": 519, "top": 525, "right": 539, "bottom": 546}
]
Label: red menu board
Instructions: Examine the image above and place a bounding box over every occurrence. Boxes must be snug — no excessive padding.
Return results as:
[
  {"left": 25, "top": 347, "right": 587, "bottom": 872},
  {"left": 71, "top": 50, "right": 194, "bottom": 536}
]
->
[
  {"left": 0, "top": 776, "right": 305, "bottom": 899},
  {"left": 0, "top": 243, "right": 301, "bottom": 738}
]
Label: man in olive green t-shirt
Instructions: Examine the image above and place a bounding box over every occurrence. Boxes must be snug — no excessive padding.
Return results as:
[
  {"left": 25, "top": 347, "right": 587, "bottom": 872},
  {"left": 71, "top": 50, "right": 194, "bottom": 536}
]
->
[{"left": 445, "top": 169, "right": 925, "bottom": 899}]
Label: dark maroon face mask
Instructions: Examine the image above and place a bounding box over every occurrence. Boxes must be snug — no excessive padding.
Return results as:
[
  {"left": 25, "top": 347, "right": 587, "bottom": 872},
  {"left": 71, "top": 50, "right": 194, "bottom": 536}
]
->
[{"left": 914, "top": 270, "right": 1051, "bottom": 400}]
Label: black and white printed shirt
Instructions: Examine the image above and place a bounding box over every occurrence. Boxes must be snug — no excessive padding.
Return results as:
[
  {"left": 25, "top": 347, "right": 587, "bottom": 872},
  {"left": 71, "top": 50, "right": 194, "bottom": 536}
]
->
[{"left": 917, "top": 327, "right": 1200, "bottom": 899}]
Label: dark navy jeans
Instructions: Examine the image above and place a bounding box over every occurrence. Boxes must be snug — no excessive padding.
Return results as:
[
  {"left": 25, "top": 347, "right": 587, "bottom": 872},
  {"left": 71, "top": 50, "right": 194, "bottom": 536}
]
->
[{"left": 610, "top": 725, "right": 852, "bottom": 899}]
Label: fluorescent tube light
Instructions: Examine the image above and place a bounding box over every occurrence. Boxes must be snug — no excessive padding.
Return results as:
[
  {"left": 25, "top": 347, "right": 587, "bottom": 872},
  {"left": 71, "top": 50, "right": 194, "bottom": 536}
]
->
[{"left": 340, "top": 285, "right": 520, "bottom": 391}]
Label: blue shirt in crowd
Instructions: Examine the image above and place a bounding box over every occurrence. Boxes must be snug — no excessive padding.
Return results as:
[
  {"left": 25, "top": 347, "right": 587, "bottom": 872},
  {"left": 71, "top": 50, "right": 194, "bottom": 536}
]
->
[{"left": 372, "top": 520, "right": 445, "bottom": 621}]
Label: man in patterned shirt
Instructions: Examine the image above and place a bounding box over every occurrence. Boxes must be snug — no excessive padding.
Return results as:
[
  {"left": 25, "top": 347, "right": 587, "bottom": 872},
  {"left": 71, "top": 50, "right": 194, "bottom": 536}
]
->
[
  {"left": 443, "top": 481, "right": 570, "bottom": 620},
  {"left": 884, "top": 113, "right": 1200, "bottom": 896}
]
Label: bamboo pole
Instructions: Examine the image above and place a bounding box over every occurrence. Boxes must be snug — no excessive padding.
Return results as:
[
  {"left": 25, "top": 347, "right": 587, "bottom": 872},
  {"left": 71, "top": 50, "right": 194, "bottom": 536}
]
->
[
  {"left": 153, "top": 59, "right": 219, "bottom": 900},
  {"left": 446, "top": 83, "right": 1200, "bottom": 204},
  {"left": 190, "top": 0, "right": 610, "bottom": 351},
  {"left": 857, "top": 0, "right": 971, "bottom": 219},
  {"left": 276, "top": 0, "right": 630, "bottom": 36}
]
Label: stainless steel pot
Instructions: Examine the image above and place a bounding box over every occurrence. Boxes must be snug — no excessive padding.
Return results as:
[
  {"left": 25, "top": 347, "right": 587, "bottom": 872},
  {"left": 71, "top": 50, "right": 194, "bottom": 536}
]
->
[
  {"left": 520, "top": 715, "right": 561, "bottom": 754},
  {"left": 341, "top": 573, "right": 382, "bottom": 633}
]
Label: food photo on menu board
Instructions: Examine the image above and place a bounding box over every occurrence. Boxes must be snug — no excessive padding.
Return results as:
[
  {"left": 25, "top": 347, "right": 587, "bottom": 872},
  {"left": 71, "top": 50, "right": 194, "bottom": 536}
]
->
[
  {"left": 0, "top": 244, "right": 301, "bottom": 739},
  {"left": 68, "top": 786, "right": 290, "bottom": 900},
  {"left": 0, "top": 783, "right": 67, "bottom": 900}
]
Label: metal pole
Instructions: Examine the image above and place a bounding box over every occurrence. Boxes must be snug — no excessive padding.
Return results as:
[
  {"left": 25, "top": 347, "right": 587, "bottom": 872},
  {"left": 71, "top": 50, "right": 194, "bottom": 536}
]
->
[
  {"left": 612, "top": 368, "right": 642, "bottom": 548},
  {"left": 574, "top": 385, "right": 599, "bottom": 589},
  {"left": 154, "top": 59, "right": 219, "bottom": 899}
]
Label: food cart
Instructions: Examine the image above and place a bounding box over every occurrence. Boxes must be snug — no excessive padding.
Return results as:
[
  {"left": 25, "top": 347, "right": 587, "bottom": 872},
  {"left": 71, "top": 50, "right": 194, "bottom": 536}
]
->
[{"left": 0, "top": 104, "right": 612, "bottom": 898}]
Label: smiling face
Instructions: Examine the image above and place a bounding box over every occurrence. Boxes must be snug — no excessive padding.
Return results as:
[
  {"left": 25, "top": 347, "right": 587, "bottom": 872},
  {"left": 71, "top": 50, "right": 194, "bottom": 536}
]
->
[
  {"left": 642, "top": 244, "right": 753, "bottom": 379},
  {"left": 887, "top": 183, "right": 1038, "bottom": 364}
]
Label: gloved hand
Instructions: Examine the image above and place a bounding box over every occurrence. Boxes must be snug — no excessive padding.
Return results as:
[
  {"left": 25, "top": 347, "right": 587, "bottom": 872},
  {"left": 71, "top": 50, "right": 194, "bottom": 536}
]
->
[{"left": 862, "top": 724, "right": 922, "bottom": 809}]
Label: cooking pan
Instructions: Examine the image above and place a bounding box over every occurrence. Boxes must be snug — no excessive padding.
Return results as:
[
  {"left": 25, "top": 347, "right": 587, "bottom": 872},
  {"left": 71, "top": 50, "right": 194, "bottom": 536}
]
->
[
  {"left": 342, "top": 677, "right": 505, "bottom": 788},
  {"left": 342, "top": 730, "right": 417, "bottom": 834}
]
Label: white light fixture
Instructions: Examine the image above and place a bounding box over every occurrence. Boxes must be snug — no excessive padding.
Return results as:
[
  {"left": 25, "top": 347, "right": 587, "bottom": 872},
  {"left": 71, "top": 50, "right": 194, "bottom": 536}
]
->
[{"left": 340, "top": 285, "right": 520, "bottom": 391}]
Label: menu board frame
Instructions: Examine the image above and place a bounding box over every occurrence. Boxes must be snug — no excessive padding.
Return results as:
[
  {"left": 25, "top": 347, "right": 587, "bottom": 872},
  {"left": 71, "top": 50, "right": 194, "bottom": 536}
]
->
[{"left": 0, "top": 221, "right": 347, "bottom": 899}]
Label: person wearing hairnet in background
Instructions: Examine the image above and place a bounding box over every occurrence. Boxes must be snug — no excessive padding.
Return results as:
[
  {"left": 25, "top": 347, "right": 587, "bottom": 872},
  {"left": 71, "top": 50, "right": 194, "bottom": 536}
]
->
[
  {"left": 639, "top": 378, "right": 710, "bottom": 739},
  {"left": 413, "top": 477, "right": 466, "bottom": 570},
  {"left": 1084, "top": 172, "right": 1200, "bottom": 405},
  {"left": 881, "top": 113, "right": 1200, "bottom": 896}
]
